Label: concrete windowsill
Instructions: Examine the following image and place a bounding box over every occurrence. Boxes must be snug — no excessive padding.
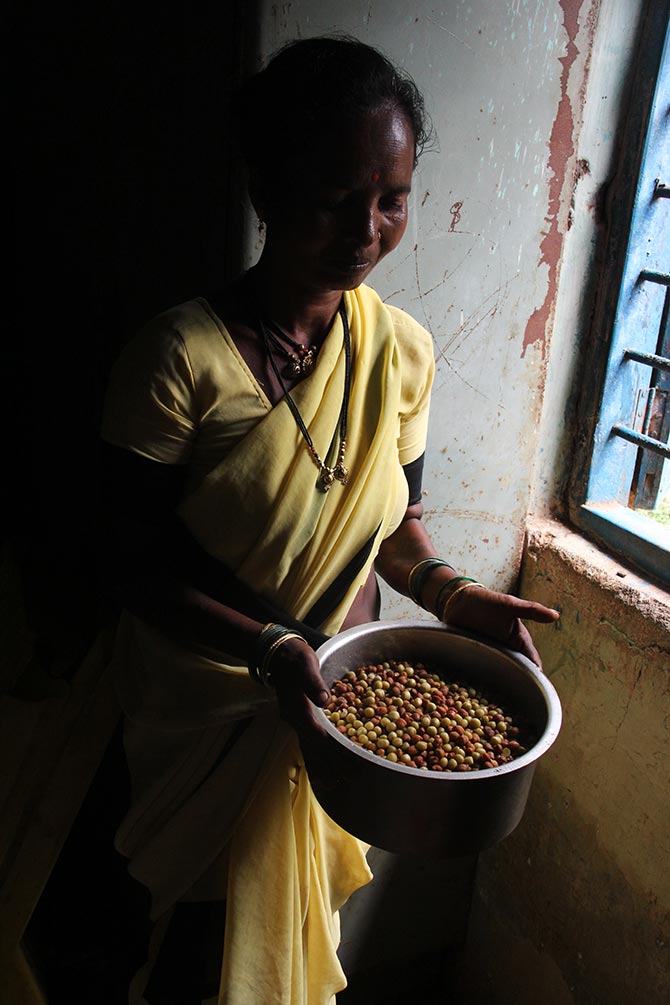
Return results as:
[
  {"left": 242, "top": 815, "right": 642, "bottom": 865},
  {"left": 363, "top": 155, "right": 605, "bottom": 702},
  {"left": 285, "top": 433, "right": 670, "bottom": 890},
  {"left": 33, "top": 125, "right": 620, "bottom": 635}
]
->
[{"left": 524, "top": 516, "right": 670, "bottom": 634}]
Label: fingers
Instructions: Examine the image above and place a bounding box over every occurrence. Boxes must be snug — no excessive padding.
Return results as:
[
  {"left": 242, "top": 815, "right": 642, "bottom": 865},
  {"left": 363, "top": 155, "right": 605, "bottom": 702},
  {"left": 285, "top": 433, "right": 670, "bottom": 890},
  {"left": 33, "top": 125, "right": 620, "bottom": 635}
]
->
[
  {"left": 280, "top": 688, "right": 329, "bottom": 737},
  {"left": 271, "top": 637, "right": 331, "bottom": 734},
  {"left": 448, "top": 587, "right": 559, "bottom": 627},
  {"left": 511, "top": 598, "right": 561, "bottom": 624},
  {"left": 271, "top": 637, "right": 329, "bottom": 702},
  {"left": 297, "top": 651, "right": 330, "bottom": 708},
  {"left": 508, "top": 619, "right": 543, "bottom": 670},
  {"left": 444, "top": 587, "right": 556, "bottom": 671}
]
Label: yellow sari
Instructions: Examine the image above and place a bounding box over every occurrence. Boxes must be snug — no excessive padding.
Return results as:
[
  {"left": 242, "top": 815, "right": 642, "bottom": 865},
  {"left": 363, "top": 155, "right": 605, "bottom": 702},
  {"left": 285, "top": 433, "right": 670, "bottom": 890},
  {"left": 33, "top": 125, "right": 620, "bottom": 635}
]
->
[{"left": 102, "top": 283, "right": 434, "bottom": 1003}]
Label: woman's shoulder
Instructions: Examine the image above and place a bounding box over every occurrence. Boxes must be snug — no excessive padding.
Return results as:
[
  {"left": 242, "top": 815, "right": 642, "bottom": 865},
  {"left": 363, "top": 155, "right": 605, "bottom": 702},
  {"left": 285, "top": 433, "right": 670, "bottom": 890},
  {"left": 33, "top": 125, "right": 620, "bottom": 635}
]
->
[
  {"left": 139, "top": 298, "right": 224, "bottom": 350},
  {"left": 112, "top": 298, "right": 235, "bottom": 386},
  {"left": 356, "top": 284, "right": 433, "bottom": 357},
  {"left": 105, "top": 298, "right": 232, "bottom": 416},
  {"left": 355, "top": 286, "right": 434, "bottom": 408},
  {"left": 385, "top": 303, "right": 432, "bottom": 349},
  {"left": 384, "top": 303, "right": 434, "bottom": 381}
]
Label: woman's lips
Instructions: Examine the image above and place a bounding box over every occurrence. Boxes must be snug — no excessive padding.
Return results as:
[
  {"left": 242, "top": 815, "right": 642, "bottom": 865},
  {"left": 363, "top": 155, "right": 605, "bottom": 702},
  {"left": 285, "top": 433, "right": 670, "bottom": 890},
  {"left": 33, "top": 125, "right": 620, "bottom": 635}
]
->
[{"left": 328, "top": 258, "right": 372, "bottom": 273}]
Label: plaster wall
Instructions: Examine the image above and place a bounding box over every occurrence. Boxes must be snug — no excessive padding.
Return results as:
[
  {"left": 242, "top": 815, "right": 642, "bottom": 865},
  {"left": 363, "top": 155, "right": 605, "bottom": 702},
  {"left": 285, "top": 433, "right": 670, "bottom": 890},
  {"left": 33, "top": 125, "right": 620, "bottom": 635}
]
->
[
  {"left": 466, "top": 3, "right": 670, "bottom": 1000},
  {"left": 248, "top": 0, "right": 597, "bottom": 598},
  {"left": 463, "top": 521, "right": 670, "bottom": 1004},
  {"left": 247, "top": 4, "right": 670, "bottom": 1001}
]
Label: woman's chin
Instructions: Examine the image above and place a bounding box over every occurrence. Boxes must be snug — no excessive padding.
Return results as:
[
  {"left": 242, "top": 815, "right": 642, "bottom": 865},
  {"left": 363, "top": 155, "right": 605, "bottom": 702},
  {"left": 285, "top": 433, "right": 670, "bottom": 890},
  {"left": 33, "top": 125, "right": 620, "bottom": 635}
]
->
[{"left": 322, "top": 260, "right": 375, "bottom": 288}]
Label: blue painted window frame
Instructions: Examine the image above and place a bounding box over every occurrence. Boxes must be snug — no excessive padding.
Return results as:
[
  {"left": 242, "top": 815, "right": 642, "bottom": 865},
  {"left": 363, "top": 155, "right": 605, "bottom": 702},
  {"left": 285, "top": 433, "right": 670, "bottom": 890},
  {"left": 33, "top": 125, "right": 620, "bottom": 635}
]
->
[{"left": 577, "top": 13, "right": 670, "bottom": 586}]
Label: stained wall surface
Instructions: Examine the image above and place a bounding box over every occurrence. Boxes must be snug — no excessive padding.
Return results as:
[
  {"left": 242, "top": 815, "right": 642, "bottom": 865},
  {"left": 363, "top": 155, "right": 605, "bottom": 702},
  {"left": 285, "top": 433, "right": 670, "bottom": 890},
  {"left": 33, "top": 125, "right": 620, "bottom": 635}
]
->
[
  {"left": 248, "top": 4, "right": 670, "bottom": 1003},
  {"left": 464, "top": 0, "right": 670, "bottom": 998},
  {"left": 248, "top": 0, "right": 598, "bottom": 598},
  {"left": 463, "top": 521, "right": 670, "bottom": 1004}
]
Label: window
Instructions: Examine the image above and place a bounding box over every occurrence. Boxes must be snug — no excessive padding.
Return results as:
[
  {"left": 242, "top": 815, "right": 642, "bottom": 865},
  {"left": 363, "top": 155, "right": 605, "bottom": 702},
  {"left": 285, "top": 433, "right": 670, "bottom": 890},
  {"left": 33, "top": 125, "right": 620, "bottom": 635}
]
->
[{"left": 576, "top": 13, "right": 670, "bottom": 586}]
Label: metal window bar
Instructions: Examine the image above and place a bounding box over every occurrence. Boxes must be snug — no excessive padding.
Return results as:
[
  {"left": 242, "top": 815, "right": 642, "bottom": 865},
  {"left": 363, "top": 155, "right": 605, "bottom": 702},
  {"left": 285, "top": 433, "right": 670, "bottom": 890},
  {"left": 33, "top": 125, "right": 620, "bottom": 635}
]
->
[
  {"left": 638, "top": 269, "right": 670, "bottom": 286},
  {"left": 581, "top": 23, "right": 670, "bottom": 573},
  {"left": 623, "top": 348, "right": 670, "bottom": 373},
  {"left": 612, "top": 266, "right": 670, "bottom": 504},
  {"left": 612, "top": 422, "right": 670, "bottom": 459}
]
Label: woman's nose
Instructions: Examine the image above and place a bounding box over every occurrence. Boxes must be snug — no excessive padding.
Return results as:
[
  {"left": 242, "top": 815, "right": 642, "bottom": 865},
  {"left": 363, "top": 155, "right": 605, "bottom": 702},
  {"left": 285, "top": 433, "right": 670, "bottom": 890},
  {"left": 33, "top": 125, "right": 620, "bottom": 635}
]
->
[{"left": 345, "top": 203, "right": 379, "bottom": 246}]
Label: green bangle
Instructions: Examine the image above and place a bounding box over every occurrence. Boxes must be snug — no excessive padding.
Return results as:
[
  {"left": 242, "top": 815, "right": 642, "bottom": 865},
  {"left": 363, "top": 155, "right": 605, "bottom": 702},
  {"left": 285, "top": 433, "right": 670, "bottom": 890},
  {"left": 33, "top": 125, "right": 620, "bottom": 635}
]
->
[{"left": 407, "top": 558, "right": 456, "bottom": 608}]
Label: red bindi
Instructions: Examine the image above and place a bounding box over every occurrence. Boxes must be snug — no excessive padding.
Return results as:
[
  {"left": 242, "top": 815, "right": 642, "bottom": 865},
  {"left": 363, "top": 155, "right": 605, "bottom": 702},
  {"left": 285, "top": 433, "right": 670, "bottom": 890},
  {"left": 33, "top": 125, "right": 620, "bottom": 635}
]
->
[{"left": 372, "top": 171, "right": 380, "bottom": 182}]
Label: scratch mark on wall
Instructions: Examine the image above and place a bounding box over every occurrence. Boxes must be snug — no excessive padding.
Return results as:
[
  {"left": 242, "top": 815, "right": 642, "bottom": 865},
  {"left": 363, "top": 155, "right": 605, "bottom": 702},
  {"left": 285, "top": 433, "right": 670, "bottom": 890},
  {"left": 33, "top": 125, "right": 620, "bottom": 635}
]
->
[
  {"left": 612, "top": 664, "right": 644, "bottom": 749},
  {"left": 424, "top": 507, "right": 511, "bottom": 526},
  {"left": 419, "top": 243, "right": 478, "bottom": 299},
  {"left": 425, "top": 16, "right": 475, "bottom": 52},
  {"left": 432, "top": 274, "right": 519, "bottom": 403},
  {"left": 413, "top": 242, "right": 433, "bottom": 335},
  {"left": 382, "top": 287, "right": 406, "bottom": 303},
  {"left": 521, "top": 0, "right": 594, "bottom": 358},
  {"left": 421, "top": 190, "right": 430, "bottom": 208}
]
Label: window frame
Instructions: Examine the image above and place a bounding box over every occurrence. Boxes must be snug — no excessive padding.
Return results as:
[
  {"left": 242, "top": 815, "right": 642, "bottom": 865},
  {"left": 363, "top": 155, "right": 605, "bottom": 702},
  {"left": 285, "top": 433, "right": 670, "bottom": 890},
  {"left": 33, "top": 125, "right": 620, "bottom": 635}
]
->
[{"left": 571, "top": 7, "right": 670, "bottom": 586}]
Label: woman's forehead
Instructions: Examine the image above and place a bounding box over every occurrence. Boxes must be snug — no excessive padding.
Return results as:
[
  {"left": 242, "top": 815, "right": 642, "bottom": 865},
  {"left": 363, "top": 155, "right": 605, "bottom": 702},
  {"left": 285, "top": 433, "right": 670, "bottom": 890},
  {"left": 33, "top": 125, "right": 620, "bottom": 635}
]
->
[{"left": 298, "top": 106, "right": 415, "bottom": 184}]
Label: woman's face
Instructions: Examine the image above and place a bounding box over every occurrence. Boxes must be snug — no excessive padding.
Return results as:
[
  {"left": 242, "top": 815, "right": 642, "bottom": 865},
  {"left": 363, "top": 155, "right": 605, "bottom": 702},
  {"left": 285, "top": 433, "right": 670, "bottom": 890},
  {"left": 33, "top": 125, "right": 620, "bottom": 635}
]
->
[{"left": 259, "top": 104, "right": 415, "bottom": 296}]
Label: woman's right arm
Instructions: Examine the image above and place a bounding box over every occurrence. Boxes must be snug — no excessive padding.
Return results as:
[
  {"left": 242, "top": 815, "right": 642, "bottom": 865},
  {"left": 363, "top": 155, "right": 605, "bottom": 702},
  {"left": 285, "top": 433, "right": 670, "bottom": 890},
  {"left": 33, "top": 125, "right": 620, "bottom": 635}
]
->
[
  {"left": 98, "top": 441, "right": 330, "bottom": 720},
  {"left": 98, "top": 442, "right": 260, "bottom": 653}
]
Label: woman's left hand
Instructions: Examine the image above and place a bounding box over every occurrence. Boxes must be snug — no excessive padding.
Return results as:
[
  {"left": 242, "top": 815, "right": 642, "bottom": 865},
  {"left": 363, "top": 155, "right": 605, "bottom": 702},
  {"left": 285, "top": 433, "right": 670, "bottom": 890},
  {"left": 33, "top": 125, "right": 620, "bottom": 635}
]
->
[
  {"left": 269, "top": 635, "right": 331, "bottom": 735},
  {"left": 270, "top": 637, "right": 347, "bottom": 780},
  {"left": 441, "top": 586, "right": 559, "bottom": 670}
]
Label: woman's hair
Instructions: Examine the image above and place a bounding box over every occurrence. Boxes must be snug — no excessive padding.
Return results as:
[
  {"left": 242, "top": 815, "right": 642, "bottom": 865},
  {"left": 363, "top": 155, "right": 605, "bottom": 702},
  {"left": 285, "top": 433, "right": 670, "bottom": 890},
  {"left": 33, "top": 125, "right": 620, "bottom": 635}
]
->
[{"left": 234, "top": 35, "right": 432, "bottom": 184}]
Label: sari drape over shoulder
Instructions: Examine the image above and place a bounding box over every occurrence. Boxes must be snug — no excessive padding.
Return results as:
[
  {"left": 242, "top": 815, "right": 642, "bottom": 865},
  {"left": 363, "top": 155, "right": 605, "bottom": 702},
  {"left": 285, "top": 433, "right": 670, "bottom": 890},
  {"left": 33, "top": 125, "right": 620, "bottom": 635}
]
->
[{"left": 101, "top": 283, "right": 434, "bottom": 1004}]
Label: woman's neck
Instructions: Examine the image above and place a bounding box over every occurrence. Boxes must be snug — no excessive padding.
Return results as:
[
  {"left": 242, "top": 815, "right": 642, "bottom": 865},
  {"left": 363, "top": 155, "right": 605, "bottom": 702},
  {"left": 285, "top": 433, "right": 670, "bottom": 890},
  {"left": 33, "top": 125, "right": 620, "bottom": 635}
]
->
[{"left": 244, "top": 260, "right": 343, "bottom": 345}]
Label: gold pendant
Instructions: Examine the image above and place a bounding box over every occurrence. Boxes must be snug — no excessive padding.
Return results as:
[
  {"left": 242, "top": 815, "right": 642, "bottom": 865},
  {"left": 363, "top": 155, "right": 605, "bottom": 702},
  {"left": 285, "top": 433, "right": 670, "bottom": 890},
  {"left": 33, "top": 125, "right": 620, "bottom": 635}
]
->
[
  {"left": 319, "top": 467, "right": 335, "bottom": 492},
  {"left": 334, "top": 463, "right": 349, "bottom": 485},
  {"left": 301, "top": 348, "right": 316, "bottom": 374},
  {"left": 288, "top": 348, "right": 316, "bottom": 377}
]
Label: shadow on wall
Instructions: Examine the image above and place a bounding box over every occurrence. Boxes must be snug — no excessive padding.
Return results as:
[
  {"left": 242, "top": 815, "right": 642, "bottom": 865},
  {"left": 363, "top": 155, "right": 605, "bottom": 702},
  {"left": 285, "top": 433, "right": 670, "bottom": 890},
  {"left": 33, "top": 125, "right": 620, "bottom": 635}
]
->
[{"left": 9, "top": 2, "right": 257, "bottom": 680}]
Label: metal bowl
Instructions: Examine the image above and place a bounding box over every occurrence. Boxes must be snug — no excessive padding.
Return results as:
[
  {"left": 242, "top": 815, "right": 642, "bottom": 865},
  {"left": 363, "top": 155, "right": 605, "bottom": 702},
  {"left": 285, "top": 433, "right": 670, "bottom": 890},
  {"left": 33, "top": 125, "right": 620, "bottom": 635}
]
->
[{"left": 303, "top": 620, "right": 562, "bottom": 857}]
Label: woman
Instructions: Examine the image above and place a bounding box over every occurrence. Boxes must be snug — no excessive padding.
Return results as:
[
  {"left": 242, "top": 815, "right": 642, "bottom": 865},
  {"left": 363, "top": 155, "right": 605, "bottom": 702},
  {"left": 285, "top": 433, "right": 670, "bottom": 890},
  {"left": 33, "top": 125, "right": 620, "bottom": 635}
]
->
[{"left": 101, "top": 36, "right": 558, "bottom": 1005}]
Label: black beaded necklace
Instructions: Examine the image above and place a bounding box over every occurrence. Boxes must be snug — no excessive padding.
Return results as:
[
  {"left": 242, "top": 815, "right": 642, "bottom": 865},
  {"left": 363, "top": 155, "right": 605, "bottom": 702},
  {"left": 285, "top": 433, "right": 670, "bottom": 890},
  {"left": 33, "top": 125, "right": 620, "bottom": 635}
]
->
[
  {"left": 259, "top": 302, "right": 351, "bottom": 492},
  {"left": 262, "top": 319, "right": 318, "bottom": 376}
]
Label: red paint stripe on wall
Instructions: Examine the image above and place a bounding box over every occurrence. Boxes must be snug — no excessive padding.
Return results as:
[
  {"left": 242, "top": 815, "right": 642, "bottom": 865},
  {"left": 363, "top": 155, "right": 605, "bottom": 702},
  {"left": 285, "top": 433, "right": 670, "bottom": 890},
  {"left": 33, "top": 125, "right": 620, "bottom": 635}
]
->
[{"left": 522, "top": 0, "right": 593, "bottom": 358}]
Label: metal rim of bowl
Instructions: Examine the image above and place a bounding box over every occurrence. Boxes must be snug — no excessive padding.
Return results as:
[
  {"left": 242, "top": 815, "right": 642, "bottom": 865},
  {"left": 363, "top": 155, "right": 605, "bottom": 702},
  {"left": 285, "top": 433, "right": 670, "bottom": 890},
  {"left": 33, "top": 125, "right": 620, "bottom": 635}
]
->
[{"left": 315, "top": 619, "right": 562, "bottom": 781}]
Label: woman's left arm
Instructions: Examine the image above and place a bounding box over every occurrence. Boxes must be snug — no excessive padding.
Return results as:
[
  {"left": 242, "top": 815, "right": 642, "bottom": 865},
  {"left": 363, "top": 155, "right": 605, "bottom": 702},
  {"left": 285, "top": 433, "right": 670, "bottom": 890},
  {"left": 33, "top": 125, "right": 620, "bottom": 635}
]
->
[{"left": 375, "top": 504, "right": 559, "bottom": 668}]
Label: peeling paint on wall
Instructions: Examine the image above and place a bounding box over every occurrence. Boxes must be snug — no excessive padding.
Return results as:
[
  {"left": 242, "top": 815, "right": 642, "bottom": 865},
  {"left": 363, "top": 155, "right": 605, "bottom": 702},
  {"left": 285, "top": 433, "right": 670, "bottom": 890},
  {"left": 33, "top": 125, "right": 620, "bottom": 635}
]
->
[{"left": 522, "top": 0, "right": 597, "bottom": 358}]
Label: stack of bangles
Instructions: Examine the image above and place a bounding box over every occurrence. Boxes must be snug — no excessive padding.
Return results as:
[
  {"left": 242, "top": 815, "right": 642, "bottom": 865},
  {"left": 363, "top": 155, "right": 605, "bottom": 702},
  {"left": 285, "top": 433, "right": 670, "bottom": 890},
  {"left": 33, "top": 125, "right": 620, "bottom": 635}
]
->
[
  {"left": 407, "top": 558, "right": 485, "bottom": 622},
  {"left": 248, "top": 622, "right": 306, "bottom": 689}
]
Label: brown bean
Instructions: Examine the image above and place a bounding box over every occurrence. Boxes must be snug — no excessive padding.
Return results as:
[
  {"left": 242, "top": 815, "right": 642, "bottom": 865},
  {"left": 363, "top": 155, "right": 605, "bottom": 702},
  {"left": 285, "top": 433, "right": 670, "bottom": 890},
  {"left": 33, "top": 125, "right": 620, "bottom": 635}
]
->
[{"left": 324, "top": 659, "right": 533, "bottom": 774}]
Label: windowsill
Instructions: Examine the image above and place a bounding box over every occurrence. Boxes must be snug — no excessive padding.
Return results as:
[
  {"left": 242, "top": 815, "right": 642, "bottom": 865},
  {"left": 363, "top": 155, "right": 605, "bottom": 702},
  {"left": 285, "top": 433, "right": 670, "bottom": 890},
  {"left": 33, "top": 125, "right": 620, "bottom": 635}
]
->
[
  {"left": 524, "top": 515, "right": 670, "bottom": 632},
  {"left": 579, "top": 501, "right": 670, "bottom": 586}
]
